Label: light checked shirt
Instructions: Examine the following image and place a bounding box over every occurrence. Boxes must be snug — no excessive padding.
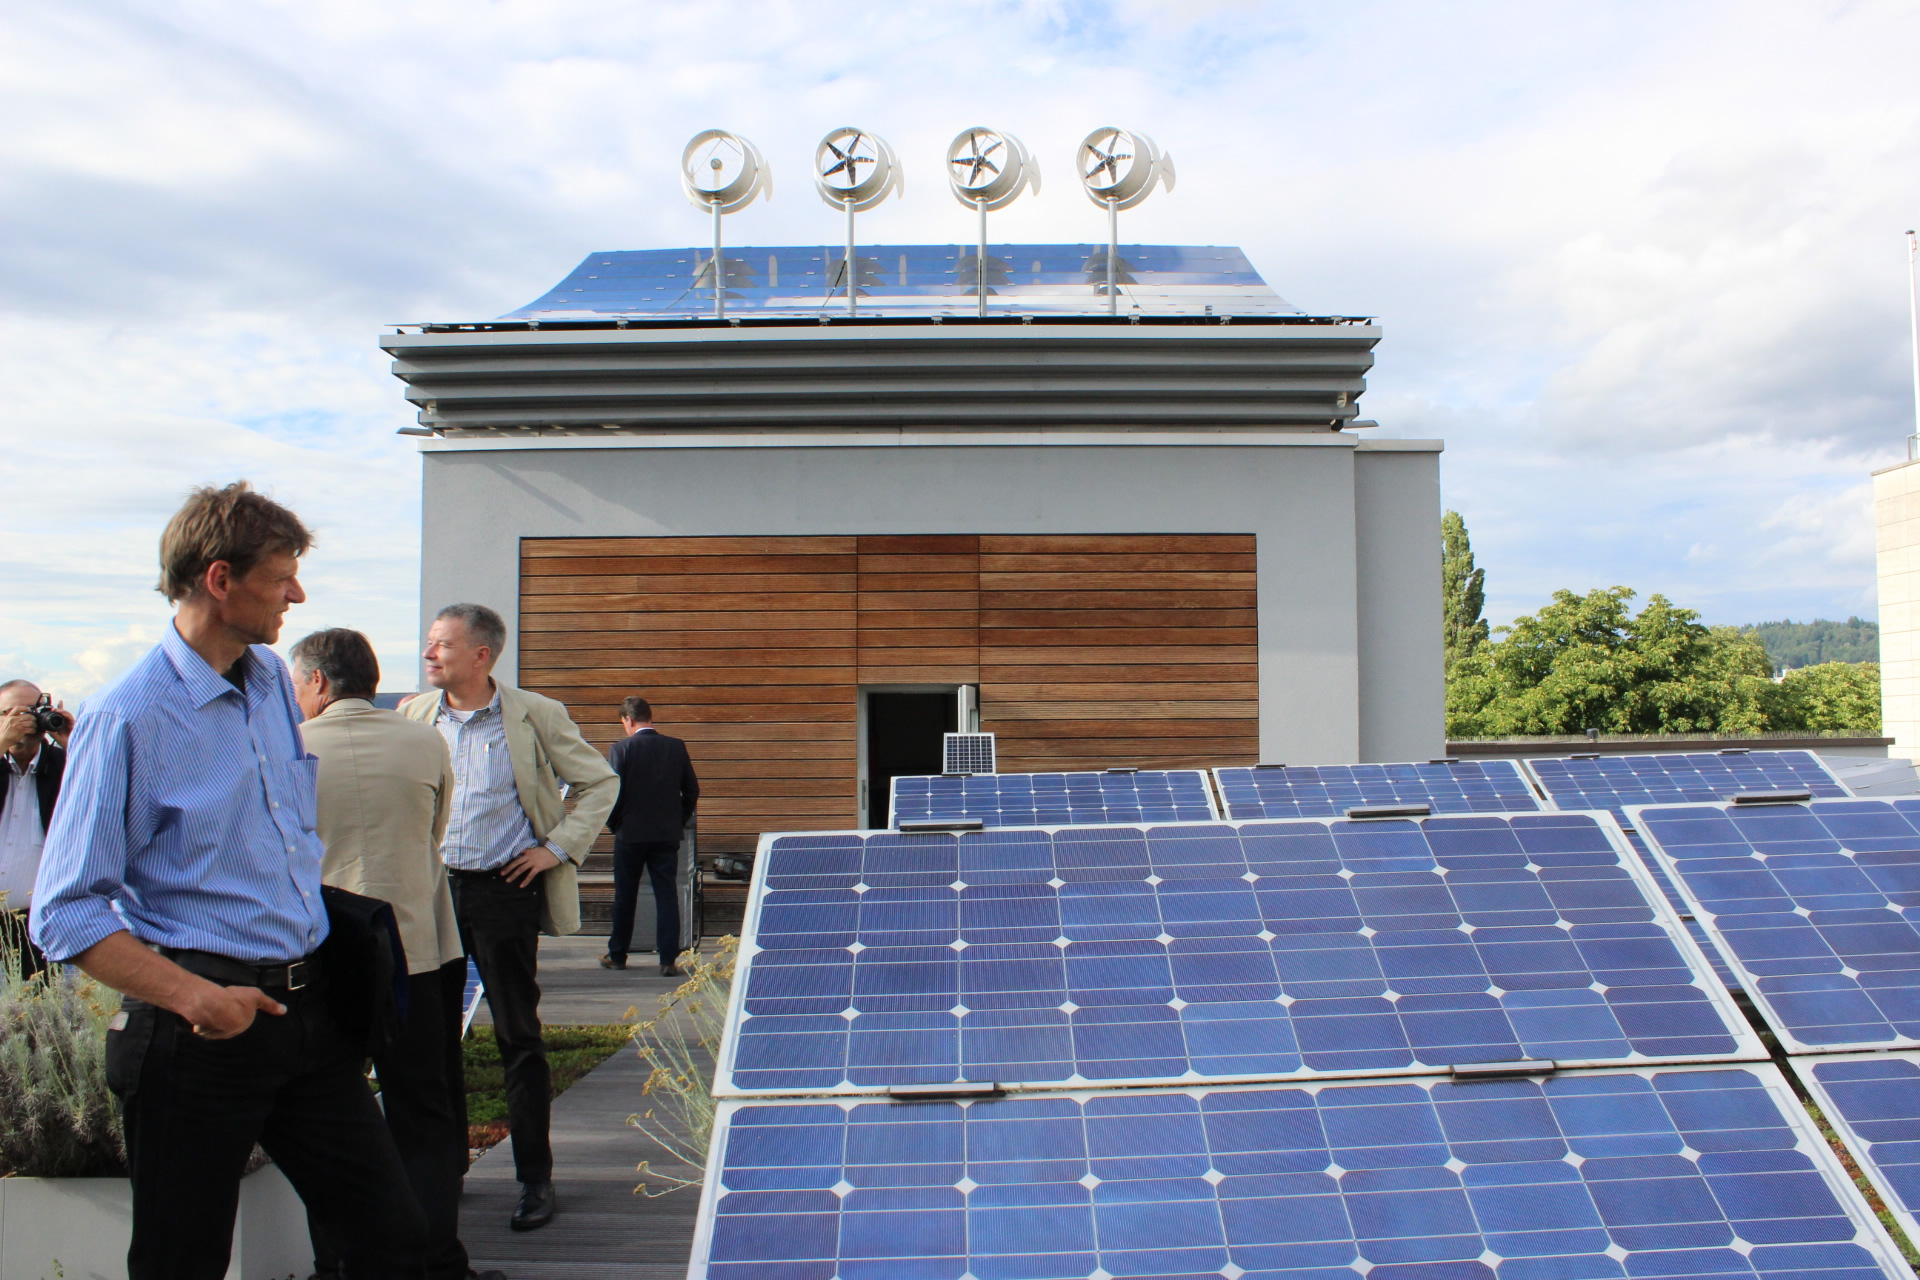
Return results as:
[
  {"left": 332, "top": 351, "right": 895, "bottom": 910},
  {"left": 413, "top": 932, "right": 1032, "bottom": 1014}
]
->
[
  {"left": 0, "top": 744, "right": 45, "bottom": 911},
  {"left": 436, "top": 688, "right": 566, "bottom": 872},
  {"left": 30, "top": 624, "right": 329, "bottom": 964}
]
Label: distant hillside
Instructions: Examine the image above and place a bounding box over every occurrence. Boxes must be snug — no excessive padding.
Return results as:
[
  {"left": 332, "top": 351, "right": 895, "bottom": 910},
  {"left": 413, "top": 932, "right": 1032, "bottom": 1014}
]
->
[{"left": 1740, "top": 617, "right": 1879, "bottom": 673}]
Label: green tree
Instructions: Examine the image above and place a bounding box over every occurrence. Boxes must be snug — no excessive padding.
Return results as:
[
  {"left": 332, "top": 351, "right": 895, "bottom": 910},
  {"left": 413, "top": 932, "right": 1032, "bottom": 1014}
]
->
[
  {"left": 1774, "top": 661, "right": 1882, "bottom": 732},
  {"left": 1441, "top": 511, "right": 1489, "bottom": 674},
  {"left": 1446, "top": 587, "right": 1782, "bottom": 737}
]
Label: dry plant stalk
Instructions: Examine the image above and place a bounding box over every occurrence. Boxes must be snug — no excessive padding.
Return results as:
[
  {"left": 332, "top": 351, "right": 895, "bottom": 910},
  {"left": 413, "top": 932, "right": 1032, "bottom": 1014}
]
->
[
  {"left": 0, "top": 895, "right": 126, "bottom": 1177},
  {"left": 627, "top": 937, "right": 736, "bottom": 1196}
]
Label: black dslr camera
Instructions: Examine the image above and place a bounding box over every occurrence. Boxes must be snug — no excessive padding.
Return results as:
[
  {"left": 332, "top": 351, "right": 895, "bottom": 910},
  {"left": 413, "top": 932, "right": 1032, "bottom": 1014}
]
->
[{"left": 27, "top": 695, "right": 72, "bottom": 737}]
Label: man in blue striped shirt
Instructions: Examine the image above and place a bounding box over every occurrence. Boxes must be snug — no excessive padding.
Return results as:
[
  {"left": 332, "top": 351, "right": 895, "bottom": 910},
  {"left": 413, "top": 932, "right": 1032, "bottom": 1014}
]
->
[{"left": 31, "top": 482, "right": 426, "bottom": 1280}]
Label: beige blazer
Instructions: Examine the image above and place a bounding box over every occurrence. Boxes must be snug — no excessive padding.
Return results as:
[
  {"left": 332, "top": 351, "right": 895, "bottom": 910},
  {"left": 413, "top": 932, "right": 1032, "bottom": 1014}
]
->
[
  {"left": 402, "top": 682, "right": 618, "bottom": 937},
  {"left": 300, "top": 698, "right": 463, "bottom": 974}
]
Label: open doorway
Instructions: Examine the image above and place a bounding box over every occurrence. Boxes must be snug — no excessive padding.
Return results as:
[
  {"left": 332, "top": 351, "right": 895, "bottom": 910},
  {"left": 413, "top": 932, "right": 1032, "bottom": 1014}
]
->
[{"left": 863, "top": 691, "right": 957, "bottom": 827}]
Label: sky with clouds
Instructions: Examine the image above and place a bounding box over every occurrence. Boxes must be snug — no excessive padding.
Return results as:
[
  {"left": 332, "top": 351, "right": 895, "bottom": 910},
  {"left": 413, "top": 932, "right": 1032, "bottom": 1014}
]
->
[{"left": 5, "top": 0, "right": 1919, "bottom": 702}]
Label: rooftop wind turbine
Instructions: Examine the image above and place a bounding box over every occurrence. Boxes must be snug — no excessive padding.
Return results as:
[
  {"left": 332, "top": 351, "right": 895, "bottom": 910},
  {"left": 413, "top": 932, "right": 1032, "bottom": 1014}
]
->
[
  {"left": 946, "top": 127, "right": 1040, "bottom": 318},
  {"left": 815, "top": 128, "right": 902, "bottom": 318},
  {"left": 681, "top": 130, "right": 771, "bottom": 319},
  {"left": 1077, "top": 127, "right": 1175, "bottom": 315}
]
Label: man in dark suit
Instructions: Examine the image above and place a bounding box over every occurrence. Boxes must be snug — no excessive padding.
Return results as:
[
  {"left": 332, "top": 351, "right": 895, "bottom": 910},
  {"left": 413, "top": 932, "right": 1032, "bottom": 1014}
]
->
[
  {"left": 601, "top": 697, "right": 698, "bottom": 977},
  {"left": 0, "top": 679, "right": 70, "bottom": 977}
]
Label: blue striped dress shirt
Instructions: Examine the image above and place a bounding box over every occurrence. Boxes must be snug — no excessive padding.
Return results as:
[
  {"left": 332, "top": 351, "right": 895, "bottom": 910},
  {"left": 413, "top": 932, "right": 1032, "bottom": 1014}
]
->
[
  {"left": 29, "top": 623, "right": 330, "bottom": 964},
  {"left": 434, "top": 689, "right": 565, "bottom": 871}
]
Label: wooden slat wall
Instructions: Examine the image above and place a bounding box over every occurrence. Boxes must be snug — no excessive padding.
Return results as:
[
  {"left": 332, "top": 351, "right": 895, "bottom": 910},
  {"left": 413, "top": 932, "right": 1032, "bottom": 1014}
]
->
[
  {"left": 518, "top": 533, "right": 1258, "bottom": 851},
  {"left": 520, "top": 537, "right": 859, "bottom": 855},
  {"left": 977, "top": 535, "right": 1260, "bottom": 771},
  {"left": 857, "top": 535, "right": 980, "bottom": 686}
]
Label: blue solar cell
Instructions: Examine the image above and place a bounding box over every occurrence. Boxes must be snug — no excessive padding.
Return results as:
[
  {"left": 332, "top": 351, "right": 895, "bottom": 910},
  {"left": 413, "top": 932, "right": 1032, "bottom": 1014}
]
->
[
  {"left": 1794, "top": 1051, "right": 1920, "bottom": 1248},
  {"left": 689, "top": 1065, "right": 1906, "bottom": 1280},
  {"left": 1632, "top": 799, "right": 1920, "bottom": 1053},
  {"left": 718, "top": 816, "right": 1759, "bottom": 1095},
  {"left": 1213, "top": 759, "right": 1543, "bottom": 819},
  {"left": 888, "top": 770, "right": 1219, "bottom": 828}
]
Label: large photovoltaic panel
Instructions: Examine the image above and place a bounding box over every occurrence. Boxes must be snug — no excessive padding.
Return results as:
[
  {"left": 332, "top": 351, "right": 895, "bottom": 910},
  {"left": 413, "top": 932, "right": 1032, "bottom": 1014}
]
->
[
  {"left": 716, "top": 814, "right": 1758, "bottom": 1095},
  {"left": 1793, "top": 1051, "right": 1920, "bottom": 1246},
  {"left": 888, "top": 770, "right": 1220, "bottom": 829},
  {"left": 689, "top": 1064, "right": 1908, "bottom": 1280},
  {"left": 1630, "top": 799, "right": 1920, "bottom": 1053},
  {"left": 1525, "top": 750, "right": 1852, "bottom": 816},
  {"left": 1525, "top": 751, "right": 1851, "bottom": 993},
  {"left": 1211, "top": 759, "right": 1543, "bottom": 819}
]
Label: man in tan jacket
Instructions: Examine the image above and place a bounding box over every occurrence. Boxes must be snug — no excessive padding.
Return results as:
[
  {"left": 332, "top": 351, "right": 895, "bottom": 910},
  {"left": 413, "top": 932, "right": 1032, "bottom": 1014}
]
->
[
  {"left": 290, "top": 629, "right": 492, "bottom": 1280},
  {"left": 402, "top": 603, "right": 617, "bottom": 1234}
]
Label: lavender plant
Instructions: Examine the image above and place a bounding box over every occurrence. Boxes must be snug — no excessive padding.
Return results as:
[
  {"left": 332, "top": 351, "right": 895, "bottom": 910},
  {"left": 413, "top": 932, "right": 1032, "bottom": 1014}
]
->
[{"left": 0, "top": 902, "right": 125, "bottom": 1177}]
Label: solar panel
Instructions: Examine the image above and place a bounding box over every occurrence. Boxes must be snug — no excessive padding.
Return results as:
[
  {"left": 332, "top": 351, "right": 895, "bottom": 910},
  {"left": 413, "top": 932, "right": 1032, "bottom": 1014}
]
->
[
  {"left": 1631, "top": 799, "right": 1920, "bottom": 1053},
  {"left": 1212, "top": 759, "right": 1543, "bottom": 819},
  {"left": 716, "top": 814, "right": 1758, "bottom": 1095},
  {"left": 1793, "top": 1051, "right": 1920, "bottom": 1247},
  {"left": 941, "top": 732, "right": 996, "bottom": 776},
  {"left": 1526, "top": 750, "right": 1851, "bottom": 818},
  {"left": 888, "top": 769, "right": 1220, "bottom": 829},
  {"left": 689, "top": 1064, "right": 1908, "bottom": 1280}
]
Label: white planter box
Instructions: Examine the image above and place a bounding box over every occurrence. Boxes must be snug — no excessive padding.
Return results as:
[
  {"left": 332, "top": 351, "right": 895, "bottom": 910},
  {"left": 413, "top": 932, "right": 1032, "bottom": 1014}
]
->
[{"left": 0, "top": 1164, "right": 312, "bottom": 1280}]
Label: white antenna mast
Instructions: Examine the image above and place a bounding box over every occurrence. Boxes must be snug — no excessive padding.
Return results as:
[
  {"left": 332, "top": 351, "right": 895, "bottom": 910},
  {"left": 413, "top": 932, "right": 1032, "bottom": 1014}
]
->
[
  {"left": 815, "top": 128, "right": 902, "bottom": 318},
  {"left": 1078, "top": 128, "right": 1175, "bottom": 316},
  {"left": 946, "top": 127, "right": 1039, "bottom": 319},
  {"left": 681, "top": 130, "right": 771, "bottom": 320},
  {"left": 1909, "top": 230, "right": 1920, "bottom": 460}
]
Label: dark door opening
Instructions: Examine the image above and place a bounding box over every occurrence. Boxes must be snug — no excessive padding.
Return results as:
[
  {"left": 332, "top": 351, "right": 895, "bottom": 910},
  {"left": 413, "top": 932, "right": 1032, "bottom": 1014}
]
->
[{"left": 866, "top": 692, "right": 957, "bottom": 826}]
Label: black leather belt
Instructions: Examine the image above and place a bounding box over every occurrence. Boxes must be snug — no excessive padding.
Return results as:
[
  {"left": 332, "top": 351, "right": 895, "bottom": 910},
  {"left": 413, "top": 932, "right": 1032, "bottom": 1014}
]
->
[{"left": 160, "top": 947, "right": 318, "bottom": 991}]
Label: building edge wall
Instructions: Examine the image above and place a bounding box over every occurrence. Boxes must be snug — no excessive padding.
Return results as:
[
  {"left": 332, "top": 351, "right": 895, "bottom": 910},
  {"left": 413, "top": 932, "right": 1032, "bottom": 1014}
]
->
[
  {"left": 417, "top": 441, "right": 1412, "bottom": 765},
  {"left": 1876, "top": 459, "right": 1920, "bottom": 762},
  {"left": 1354, "top": 447, "right": 1445, "bottom": 761}
]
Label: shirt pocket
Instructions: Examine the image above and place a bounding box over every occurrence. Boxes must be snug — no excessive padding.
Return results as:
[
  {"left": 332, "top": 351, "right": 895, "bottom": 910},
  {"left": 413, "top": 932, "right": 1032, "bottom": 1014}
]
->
[{"left": 284, "top": 755, "right": 321, "bottom": 832}]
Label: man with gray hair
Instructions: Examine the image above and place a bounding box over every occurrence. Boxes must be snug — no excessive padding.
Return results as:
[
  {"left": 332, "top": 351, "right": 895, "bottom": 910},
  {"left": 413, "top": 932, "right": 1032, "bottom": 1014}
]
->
[
  {"left": 290, "top": 629, "right": 494, "bottom": 1280},
  {"left": 0, "top": 678, "right": 70, "bottom": 976},
  {"left": 404, "top": 603, "right": 617, "bottom": 1233}
]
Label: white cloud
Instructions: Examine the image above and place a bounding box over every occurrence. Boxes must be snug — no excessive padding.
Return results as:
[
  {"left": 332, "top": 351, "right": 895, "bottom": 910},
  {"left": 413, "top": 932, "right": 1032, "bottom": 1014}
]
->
[{"left": 3, "top": 0, "right": 1917, "bottom": 692}]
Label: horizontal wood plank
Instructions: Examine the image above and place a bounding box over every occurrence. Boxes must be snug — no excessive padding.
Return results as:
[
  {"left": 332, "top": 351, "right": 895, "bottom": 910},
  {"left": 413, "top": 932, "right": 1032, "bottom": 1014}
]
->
[
  {"left": 985, "top": 701, "right": 1258, "bottom": 720},
  {"left": 521, "top": 611, "right": 856, "bottom": 632},
  {"left": 856, "top": 535, "right": 979, "bottom": 554},
  {"left": 979, "top": 535, "right": 1254, "bottom": 554},
  {"left": 523, "top": 536, "right": 857, "bottom": 557},
  {"left": 856, "top": 573, "right": 980, "bottom": 592},
  {"left": 978, "top": 553, "right": 1256, "bottom": 573},
  {"left": 979, "top": 572, "right": 1255, "bottom": 590},
  {"left": 852, "top": 555, "right": 981, "bottom": 573},
  {"left": 522, "top": 554, "right": 859, "bottom": 576},
  {"left": 979, "top": 608, "right": 1258, "bottom": 628},
  {"left": 978, "top": 628, "right": 1256, "bottom": 646},
  {"left": 521, "top": 631, "right": 855, "bottom": 651},
  {"left": 524, "top": 592, "right": 857, "bottom": 613},
  {"left": 983, "top": 682, "right": 1258, "bottom": 701},
  {"left": 979, "top": 646, "right": 1256, "bottom": 664},
  {"left": 985, "top": 664, "right": 1258, "bottom": 683},
  {"left": 524, "top": 667, "right": 857, "bottom": 687},
  {"left": 523, "top": 573, "right": 858, "bottom": 595},
  {"left": 980, "top": 591, "right": 1256, "bottom": 610}
]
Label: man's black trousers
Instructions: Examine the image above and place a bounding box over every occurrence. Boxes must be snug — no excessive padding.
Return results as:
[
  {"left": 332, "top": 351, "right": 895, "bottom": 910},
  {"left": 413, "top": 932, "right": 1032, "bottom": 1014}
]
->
[
  {"left": 310, "top": 958, "right": 471, "bottom": 1280},
  {"left": 450, "top": 869, "right": 551, "bottom": 1183},
  {"left": 608, "top": 838, "right": 681, "bottom": 964},
  {"left": 106, "top": 964, "right": 427, "bottom": 1280}
]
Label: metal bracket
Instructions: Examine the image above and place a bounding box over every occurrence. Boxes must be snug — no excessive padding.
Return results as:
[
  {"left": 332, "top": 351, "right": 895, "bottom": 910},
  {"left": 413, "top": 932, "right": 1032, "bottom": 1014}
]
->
[
  {"left": 1344, "top": 803, "right": 1431, "bottom": 821},
  {"left": 1450, "top": 1060, "right": 1557, "bottom": 1081},
  {"left": 898, "top": 819, "right": 986, "bottom": 834},
  {"left": 1731, "top": 791, "right": 1812, "bottom": 806},
  {"left": 887, "top": 1082, "right": 1004, "bottom": 1102}
]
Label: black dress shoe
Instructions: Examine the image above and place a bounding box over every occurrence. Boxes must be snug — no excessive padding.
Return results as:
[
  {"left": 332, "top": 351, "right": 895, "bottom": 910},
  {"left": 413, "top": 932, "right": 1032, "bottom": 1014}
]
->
[
  {"left": 660, "top": 961, "right": 679, "bottom": 978},
  {"left": 510, "top": 1180, "right": 554, "bottom": 1231},
  {"left": 599, "top": 954, "right": 626, "bottom": 970}
]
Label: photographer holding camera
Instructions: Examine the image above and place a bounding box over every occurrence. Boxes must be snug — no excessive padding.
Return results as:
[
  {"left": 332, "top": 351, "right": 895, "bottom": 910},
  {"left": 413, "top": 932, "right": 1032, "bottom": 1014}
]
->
[{"left": 0, "top": 679, "right": 71, "bottom": 977}]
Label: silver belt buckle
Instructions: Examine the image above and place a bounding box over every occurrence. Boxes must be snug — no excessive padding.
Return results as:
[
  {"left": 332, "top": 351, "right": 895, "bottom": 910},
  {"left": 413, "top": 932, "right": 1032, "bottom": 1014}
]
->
[{"left": 284, "top": 960, "right": 308, "bottom": 991}]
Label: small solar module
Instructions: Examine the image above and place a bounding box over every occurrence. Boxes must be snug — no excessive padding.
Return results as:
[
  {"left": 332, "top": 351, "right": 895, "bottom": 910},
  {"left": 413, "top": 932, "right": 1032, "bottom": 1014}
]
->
[
  {"left": 1794, "top": 1051, "right": 1920, "bottom": 1246},
  {"left": 1631, "top": 799, "right": 1920, "bottom": 1054},
  {"left": 688, "top": 1064, "right": 1907, "bottom": 1280},
  {"left": 1212, "top": 759, "right": 1543, "bottom": 819},
  {"left": 887, "top": 769, "right": 1220, "bottom": 829},
  {"left": 716, "top": 814, "right": 1757, "bottom": 1095},
  {"left": 1525, "top": 750, "right": 1851, "bottom": 818}
]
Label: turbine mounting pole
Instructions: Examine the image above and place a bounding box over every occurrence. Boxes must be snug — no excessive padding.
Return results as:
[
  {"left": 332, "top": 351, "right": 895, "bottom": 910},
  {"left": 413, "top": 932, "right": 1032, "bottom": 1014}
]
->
[
  {"left": 846, "top": 196, "right": 857, "bottom": 317},
  {"left": 1106, "top": 196, "right": 1118, "bottom": 317},
  {"left": 1908, "top": 230, "right": 1919, "bottom": 459},
  {"left": 977, "top": 198, "right": 988, "bottom": 319},
  {"left": 712, "top": 196, "right": 724, "bottom": 321}
]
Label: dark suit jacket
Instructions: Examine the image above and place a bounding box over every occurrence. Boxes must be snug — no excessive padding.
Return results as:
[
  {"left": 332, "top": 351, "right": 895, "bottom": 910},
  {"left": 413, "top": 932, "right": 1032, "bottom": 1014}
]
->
[
  {"left": 606, "top": 729, "right": 699, "bottom": 846},
  {"left": 0, "top": 741, "right": 64, "bottom": 833}
]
